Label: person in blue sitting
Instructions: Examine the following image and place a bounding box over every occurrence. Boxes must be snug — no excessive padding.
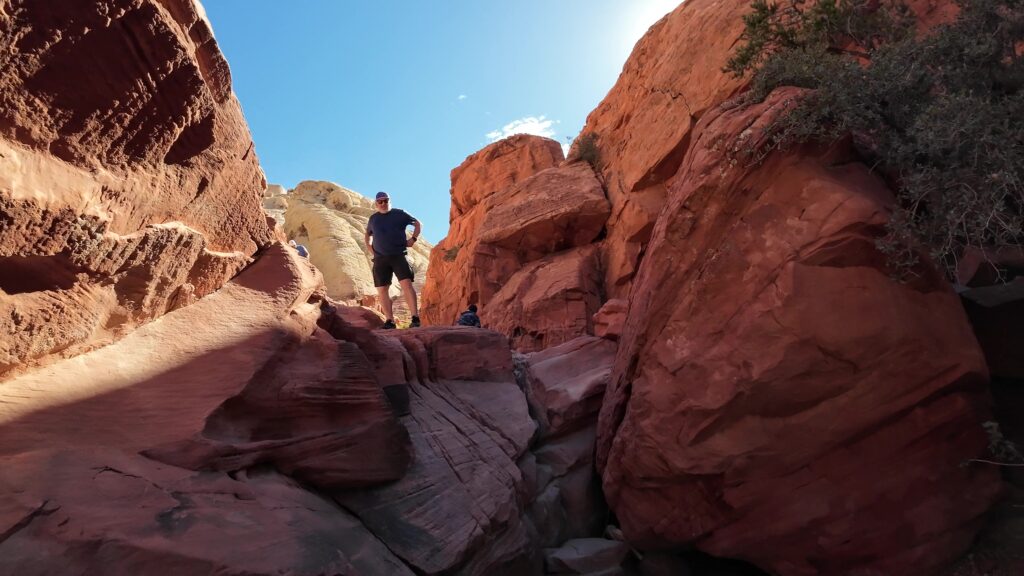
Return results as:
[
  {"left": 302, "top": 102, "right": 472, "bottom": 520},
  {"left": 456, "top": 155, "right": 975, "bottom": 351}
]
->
[
  {"left": 288, "top": 239, "right": 309, "bottom": 258},
  {"left": 456, "top": 304, "right": 481, "bottom": 327},
  {"left": 364, "top": 191, "right": 422, "bottom": 330}
]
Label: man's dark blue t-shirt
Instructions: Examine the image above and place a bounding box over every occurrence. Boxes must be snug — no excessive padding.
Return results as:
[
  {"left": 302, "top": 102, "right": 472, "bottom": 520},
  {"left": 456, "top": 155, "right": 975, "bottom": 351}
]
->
[{"left": 367, "top": 209, "right": 415, "bottom": 256}]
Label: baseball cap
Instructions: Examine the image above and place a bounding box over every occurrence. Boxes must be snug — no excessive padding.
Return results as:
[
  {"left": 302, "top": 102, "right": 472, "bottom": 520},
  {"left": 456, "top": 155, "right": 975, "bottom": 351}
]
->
[{"left": 375, "top": 191, "right": 390, "bottom": 201}]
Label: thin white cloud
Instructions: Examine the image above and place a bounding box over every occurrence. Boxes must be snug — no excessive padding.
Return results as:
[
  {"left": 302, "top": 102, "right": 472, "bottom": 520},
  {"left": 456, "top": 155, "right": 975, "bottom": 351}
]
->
[
  {"left": 486, "top": 115, "right": 556, "bottom": 142},
  {"left": 457, "top": 94, "right": 467, "bottom": 100}
]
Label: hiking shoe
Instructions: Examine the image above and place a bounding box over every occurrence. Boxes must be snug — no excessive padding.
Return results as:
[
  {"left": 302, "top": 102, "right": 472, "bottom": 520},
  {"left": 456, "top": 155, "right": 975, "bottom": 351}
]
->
[
  {"left": 409, "top": 315, "right": 421, "bottom": 328},
  {"left": 382, "top": 319, "right": 396, "bottom": 330}
]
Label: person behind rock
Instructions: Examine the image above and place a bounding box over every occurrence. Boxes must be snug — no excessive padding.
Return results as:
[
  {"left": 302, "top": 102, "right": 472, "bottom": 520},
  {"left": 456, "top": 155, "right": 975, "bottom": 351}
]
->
[
  {"left": 288, "top": 239, "right": 309, "bottom": 258},
  {"left": 364, "top": 191, "right": 421, "bottom": 329},
  {"left": 456, "top": 304, "right": 481, "bottom": 327}
]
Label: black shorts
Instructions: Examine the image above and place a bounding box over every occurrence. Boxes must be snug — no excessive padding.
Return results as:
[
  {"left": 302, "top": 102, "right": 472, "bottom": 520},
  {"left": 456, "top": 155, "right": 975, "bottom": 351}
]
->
[{"left": 372, "top": 254, "right": 415, "bottom": 287}]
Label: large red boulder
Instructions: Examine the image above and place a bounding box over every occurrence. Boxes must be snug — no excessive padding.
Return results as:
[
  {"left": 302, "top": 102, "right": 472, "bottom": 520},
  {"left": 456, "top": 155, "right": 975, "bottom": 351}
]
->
[
  {"left": 478, "top": 162, "right": 610, "bottom": 263},
  {"left": 481, "top": 245, "right": 604, "bottom": 353},
  {"left": 0, "top": 0, "right": 273, "bottom": 374},
  {"left": 422, "top": 135, "right": 563, "bottom": 327},
  {"left": 449, "top": 134, "right": 565, "bottom": 220},
  {"left": 596, "top": 88, "right": 1003, "bottom": 575},
  {"left": 524, "top": 336, "right": 618, "bottom": 440},
  {"left": 423, "top": 139, "right": 611, "bottom": 352}
]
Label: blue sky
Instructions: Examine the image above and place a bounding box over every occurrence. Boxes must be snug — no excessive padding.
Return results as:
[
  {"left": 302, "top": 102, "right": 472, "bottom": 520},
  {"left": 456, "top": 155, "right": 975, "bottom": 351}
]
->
[{"left": 202, "top": 1, "right": 678, "bottom": 243}]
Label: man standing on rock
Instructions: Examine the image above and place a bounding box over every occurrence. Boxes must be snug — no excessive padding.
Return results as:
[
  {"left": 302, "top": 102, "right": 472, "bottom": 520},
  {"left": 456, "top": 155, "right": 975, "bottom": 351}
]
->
[{"left": 365, "top": 191, "right": 422, "bottom": 329}]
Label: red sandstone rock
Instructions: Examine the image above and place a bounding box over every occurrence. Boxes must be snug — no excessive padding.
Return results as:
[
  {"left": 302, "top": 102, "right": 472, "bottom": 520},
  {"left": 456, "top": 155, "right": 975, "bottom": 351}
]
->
[
  {"left": 0, "top": 448, "right": 417, "bottom": 576},
  {"left": 143, "top": 328, "right": 411, "bottom": 489},
  {"left": 520, "top": 337, "right": 616, "bottom": 550},
  {"left": 423, "top": 152, "right": 608, "bottom": 353},
  {"left": 478, "top": 162, "right": 610, "bottom": 263},
  {"left": 449, "top": 134, "right": 564, "bottom": 220},
  {"left": 524, "top": 336, "right": 617, "bottom": 439},
  {"left": 323, "top": 299, "right": 386, "bottom": 330},
  {"left": 334, "top": 327, "right": 542, "bottom": 575},
  {"left": 422, "top": 135, "right": 566, "bottom": 331},
  {"left": 576, "top": 0, "right": 750, "bottom": 296},
  {"left": 481, "top": 245, "right": 604, "bottom": 353},
  {"left": 1, "top": 244, "right": 411, "bottom": 489},
  {"left": 592, "top": 299, "right": 627, "bottom": 341},
  {"left": 525, "top": 426, "right": 607, "bottom": 548},
  {"left": 0, "top": 0, "right": 272, "bottom": 374},
  {"left": 0, "top": 242, "right": 555, "bottom": 575},
  {"left": 596, "top": 88, "right": 1003, "bottom": 576}
]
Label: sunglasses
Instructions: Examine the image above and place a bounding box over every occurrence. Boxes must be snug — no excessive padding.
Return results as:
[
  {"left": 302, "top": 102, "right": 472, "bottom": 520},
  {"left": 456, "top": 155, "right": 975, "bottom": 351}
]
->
[{"left": 376, "top": 199, "right": 389, "bottom": 205}]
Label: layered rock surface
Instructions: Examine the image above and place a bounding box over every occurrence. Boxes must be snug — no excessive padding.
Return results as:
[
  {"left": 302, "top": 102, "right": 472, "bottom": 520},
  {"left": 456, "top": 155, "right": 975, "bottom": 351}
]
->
[
  {"left": 482, "top": 245, "right": 604, "bottom": 353},
  {"left": 423, "top": 135, "right": 565, "bottom": 327},
  {"left": 0, "top": 0, "right": 273, "bottom": 374},
  {"left": 0, "top": 240, "right": 621, "bottom": 574},
  {"left": 518, "top": 335, "right": 618, "bottom": 553},
  {"left": 574, "top": 0, "right": 749, "bottom": 297},
  {"left": 596, "top": 88, "right": 1003, "bottom": 576},
  {"left": 282, "top": 180, "right": 431, "bottom": 319},
  {"left": 422, "top": 138, "right": 609, "bottom": 350}
]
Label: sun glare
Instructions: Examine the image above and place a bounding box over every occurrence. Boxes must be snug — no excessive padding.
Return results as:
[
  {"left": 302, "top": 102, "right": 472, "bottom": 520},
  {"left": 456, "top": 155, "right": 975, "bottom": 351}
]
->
[{"left": 622, "top": 0, "right": 680, "bottom": 52}]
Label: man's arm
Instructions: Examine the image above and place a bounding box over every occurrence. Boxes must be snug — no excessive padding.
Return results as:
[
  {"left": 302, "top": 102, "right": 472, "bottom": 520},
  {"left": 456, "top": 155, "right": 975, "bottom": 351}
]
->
[
  {"left": 406, "top": 218, "right": 422, "bottom": 247},
  {"left": 364, "top": 229, "right": 373, "bottom": 254}
]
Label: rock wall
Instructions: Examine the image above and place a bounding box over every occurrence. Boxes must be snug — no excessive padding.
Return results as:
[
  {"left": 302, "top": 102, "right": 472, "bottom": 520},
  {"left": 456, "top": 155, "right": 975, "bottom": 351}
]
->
[
  {"left": 262, "top": 183, "right": 288, "bottom": 229},
  {"left": 0, "top": 0, "right": 273, "bottom": 375},
  {"left": 596, "top": 87, "right": 1003, "bottom": 575},
  {"left": 422, "top": 138, "right": 610, "bottom": 350},
  {"left": 575, "top": 0, "right": 749, "bottom": 298},
  {"left": 282, "top": 180, "right": 431, "bottom": 320},
  {"left": 422, "top": 135, "right": 566, "bottom": 328},
  {"left": 423, "top": 0, "right": 1006, "bottom": 573}
]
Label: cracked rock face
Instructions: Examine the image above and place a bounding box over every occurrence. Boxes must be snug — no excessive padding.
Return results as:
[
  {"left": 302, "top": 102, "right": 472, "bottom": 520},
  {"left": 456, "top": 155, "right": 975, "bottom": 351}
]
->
[
  {"left": 422, "top": 137, "right": 610, "bottom": 351},
  {"left": 596, "top": 87, "right": 1004, "bottom": 576},
  {"left": 0, "top": 0, "right": 273, "bottom": 374}
]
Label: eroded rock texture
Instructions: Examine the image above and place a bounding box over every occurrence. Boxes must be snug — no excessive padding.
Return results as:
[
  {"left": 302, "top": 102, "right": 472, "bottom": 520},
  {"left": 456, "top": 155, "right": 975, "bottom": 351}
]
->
[
  {"left": 575, "top": 0, "right": 749, "bottom": 297},
  {"left": 518, "top": 335, "right": 618, "bottom": 553},
  {"left": 482, "top": 244, "right": 604, "bottom": 353},
  {"left": 0, "top": 0, "right": 273, "bottom": 374},
  {"left": 1, "top": 242, "right": 616, "bottom": 574},
  {"left": 423, "top": 135, "right": 565, "bottom": 327},
  {"left": 422, "top": 137, "right": 609, "bottom": 350},
  {"left": 596, "top": 88, "right": 1003, "bottom": 576},
  {"left": 422, "top": 0, "right": 756, "bottom": 342},
  {"left": 0, "top": 244, "right": 417, "bottom": 574}
]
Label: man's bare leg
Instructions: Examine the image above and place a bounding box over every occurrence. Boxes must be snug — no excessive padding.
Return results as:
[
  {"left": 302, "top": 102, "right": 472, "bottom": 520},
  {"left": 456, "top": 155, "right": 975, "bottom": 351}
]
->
[
  {"left": 399, "top": 278, "right": 418, "bottom": 317},
  {"left": 376, "top": 286, "right": 393, "bottom": 321}
]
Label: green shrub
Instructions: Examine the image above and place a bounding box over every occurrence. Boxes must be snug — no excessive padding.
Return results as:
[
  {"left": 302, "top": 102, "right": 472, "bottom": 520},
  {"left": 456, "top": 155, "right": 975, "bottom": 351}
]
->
[
  {"left": 571, "top": 132, "right": 603, "bottom": 171},
  {"left": 442, "top": 244, "right": 461, "bottom": 262},
  {"left": 728, "top": 0, "right": 1024, "bottom": 279}
]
